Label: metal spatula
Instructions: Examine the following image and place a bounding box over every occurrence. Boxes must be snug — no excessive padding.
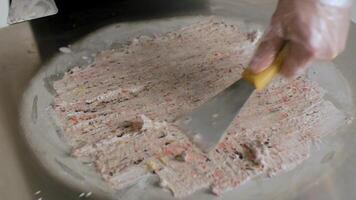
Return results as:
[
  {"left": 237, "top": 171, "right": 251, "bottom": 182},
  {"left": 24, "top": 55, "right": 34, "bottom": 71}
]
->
[
  {"left": 7, "top": 0, "right": 58, "bottom": 24},
  {"left": 175, "top": 46, "right": 288, "bottom": 152}
]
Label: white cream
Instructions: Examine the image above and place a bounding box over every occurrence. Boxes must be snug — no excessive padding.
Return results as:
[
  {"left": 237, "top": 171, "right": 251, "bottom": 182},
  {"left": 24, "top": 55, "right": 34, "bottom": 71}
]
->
[{"left": 53, "top": 18, "right": 349, "bottom": 198}]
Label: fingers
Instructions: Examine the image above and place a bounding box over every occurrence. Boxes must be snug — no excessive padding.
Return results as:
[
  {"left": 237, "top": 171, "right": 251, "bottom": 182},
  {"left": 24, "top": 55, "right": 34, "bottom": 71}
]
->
[
  {"left": 249, "top": 30, "right": 285, "bottom": 74},
  {"left": 280, "top": 42, "right": 314, "bottom": 78}
]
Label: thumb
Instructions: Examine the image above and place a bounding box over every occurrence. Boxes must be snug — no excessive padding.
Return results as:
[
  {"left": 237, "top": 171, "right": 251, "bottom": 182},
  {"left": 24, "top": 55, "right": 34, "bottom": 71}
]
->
[{"left": 249, "top": 31, "right": 284, "bottom": 74}]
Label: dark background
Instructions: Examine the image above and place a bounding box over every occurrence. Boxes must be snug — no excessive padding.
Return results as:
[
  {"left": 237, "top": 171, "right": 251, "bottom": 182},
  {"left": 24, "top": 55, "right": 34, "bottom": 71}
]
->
[{"left": 31, "top": 0, "right": 210, "bottom": 62}]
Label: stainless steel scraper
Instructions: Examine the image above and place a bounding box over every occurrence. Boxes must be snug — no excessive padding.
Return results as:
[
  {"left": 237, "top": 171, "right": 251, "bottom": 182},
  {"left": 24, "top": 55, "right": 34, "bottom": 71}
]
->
[
  {"left": 175, "top": 46, "right": 288, "bottom": 152},
  {"left": 7, "top": 0, "right": 58, "bottom": 24}
]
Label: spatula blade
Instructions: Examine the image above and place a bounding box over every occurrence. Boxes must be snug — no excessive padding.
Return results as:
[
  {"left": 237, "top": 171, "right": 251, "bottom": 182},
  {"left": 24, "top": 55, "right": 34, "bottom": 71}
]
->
[
  {"left": 7, "top": 0, "right": 58, "bottom": 24},
  {"left": 176, "top": 79, "right": 254, "bottom": 152}
]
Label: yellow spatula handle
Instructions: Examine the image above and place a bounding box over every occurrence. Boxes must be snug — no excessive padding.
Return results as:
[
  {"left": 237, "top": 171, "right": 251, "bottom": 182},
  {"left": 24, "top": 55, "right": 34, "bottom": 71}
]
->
[{"left": 242, "top": 45, "right": 289, "bottom": 90}]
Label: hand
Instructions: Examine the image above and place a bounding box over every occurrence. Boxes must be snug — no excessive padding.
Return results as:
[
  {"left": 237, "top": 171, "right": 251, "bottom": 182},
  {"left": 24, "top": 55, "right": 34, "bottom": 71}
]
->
[{"left": 249, "top": 0, "right": 353, "bottom": 78}]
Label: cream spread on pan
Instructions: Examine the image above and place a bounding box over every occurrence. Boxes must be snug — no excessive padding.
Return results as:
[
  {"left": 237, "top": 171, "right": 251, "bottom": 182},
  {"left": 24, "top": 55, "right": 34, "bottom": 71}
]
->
[{"left": 52, "top": 18, "right": 349, "bottom": 197}]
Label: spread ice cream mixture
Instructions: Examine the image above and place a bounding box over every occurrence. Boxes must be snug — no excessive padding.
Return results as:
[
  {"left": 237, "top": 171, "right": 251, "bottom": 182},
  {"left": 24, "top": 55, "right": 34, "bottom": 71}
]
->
[{"left": 52, "top": 18, "right": 349, "bottom": 197}]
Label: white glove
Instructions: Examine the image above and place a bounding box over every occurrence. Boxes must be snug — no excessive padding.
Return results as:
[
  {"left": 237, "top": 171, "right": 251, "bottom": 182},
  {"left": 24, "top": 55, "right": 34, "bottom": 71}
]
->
[{"left": 249, "top": 0, "right": 353, "bottom": 78}]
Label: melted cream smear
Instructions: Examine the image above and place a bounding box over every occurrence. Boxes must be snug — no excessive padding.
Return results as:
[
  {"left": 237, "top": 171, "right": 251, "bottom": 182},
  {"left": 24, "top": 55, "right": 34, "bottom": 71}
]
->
[{"left": 52, "top": 18, "right": 351, "bottom": 197}]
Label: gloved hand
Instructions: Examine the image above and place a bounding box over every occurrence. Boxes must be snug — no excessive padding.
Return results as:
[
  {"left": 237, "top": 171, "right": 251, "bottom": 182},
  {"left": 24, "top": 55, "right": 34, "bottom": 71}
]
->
[{"left": 249, "top": 0, "right": 353, "bottom": 78}]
